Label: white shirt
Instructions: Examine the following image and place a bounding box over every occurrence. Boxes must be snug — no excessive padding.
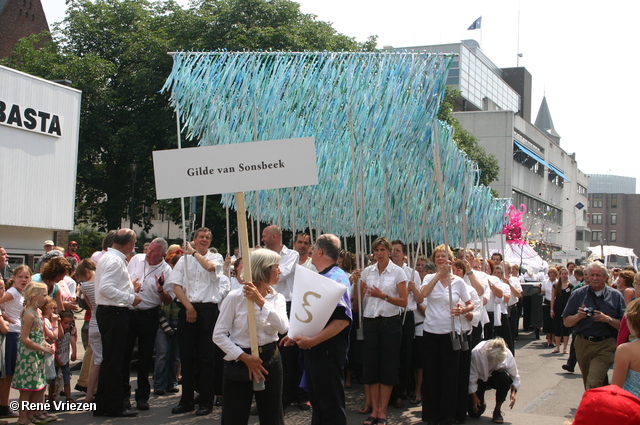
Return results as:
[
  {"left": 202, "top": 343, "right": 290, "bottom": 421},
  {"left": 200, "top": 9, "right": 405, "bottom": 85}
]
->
[
  {"left": 541, "top": 279, "right": 554, "bottom": 302},
  {"left": 213, "top": 288, "right": 288, "bottom": 361},
  {"left": 165, "top": 252, "right": 225, "bottom": 304},
  {"left": 2, "top": 287, "right": 23, "bottom": 333},
  {"left": 62, "top": 276, "right": 77, "bottom": 300},
  {"left": 95, "top": 248, "right": 136, "bottom": 307},
  {"left": 469, "top": 340, "right": 521, "bottom": 394},
  {"left": 460, "top": 283, "right": 482, "bottom": 332},
  {"left": 229, "top": 277, "right": 243, "bottom": 293},
  {"left": 485, "top": 275, "right": 506, "bottom": 313},
  {"left": 91, "top": 250, "right": 106, "bottom": 264},
  {"left": 127, "top": 254, "right": 174, "bottom": 310},
  {"left": 361, "top": 261, "right": 406, "bottom": 318},
  {"left": 300, "top": 257, "right": 318, "bottom": 273},
  {"left": 468, "top": 270, "right": 490, "bottom": 326},
  {"left": 507, "top": 276, "right": 523, "bottom": 307},
  {"left": 401, "top": 264, "right": 421, "bottom": 311},
  {"left": 273, "top": 246, "right": 299, "bottom": 302},
  {"left": 422, "top": 274, "right": 470, "bottom": 334}
]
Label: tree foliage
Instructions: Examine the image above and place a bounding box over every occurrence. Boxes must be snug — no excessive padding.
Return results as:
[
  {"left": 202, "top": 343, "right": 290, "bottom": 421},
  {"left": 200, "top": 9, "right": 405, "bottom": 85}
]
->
[
  {"left": 1, "top": 0, "right": 376, "bottom": 247},
  {"left": 438, "top": 86, "right": 500, "bottom": 188}
]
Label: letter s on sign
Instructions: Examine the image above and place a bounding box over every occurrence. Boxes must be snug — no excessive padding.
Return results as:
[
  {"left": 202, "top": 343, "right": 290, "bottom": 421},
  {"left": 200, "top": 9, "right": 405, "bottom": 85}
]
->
[{"left": 294, "top": 291, "right": 322, "bottom": 323}]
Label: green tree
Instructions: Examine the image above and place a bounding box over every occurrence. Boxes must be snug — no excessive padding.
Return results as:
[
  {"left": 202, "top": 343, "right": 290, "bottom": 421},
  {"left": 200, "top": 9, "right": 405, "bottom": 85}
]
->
[
  {"left": 438, "top": 86, "right": 500, "bottom": 187},
  {"left": 2, "top": 0, "right": 376, "bottom": 238}
]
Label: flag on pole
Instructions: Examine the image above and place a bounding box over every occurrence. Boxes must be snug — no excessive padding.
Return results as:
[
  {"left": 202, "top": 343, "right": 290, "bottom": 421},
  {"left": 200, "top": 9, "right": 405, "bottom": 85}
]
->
[{"left": 468, "top": 16, "right": 482, "bottom": 30}]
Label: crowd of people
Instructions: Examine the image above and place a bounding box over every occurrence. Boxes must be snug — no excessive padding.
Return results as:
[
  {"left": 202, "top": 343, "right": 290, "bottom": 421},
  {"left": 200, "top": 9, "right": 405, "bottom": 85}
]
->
[{"left": 0, "top": 230, "right": 639, "bottom": 425}]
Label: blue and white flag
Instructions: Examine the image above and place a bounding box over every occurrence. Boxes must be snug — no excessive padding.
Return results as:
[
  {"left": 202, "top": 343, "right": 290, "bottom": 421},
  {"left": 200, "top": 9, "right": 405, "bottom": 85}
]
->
[{"left": 468, "top": 16, "right": 482, "bottom": 30}]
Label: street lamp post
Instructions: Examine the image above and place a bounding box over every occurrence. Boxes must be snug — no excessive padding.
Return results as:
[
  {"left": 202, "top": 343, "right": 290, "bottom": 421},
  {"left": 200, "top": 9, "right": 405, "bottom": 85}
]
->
[{"left": 129, "top": 163, "right": 138, "bottom": 231}]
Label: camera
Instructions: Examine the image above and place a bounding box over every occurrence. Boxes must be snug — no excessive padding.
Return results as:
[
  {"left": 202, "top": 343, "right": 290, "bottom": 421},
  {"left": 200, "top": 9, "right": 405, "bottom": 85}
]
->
[
  {"left": 158, "top": 311, "right": 175, "bottom": 337},
  {"left": 583, "top": 307, "right": 595, "bottom": 318}
]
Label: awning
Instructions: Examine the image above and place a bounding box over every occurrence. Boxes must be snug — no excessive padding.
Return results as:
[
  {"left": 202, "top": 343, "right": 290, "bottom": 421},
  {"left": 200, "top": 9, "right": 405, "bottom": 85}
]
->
[
  {"left": 513, "top": 141, "right": 571, "bottom": 182},
  {"left": 547, "top": 163, "right": 571, "bottom": 182}
]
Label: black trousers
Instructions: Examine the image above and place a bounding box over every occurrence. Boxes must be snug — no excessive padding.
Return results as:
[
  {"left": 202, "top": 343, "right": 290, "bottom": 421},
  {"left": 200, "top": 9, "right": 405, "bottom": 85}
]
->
[
  {"left": 177, "top": 302, "right": 218, "bottom": 409},
  {"left": 122, "top": 307, "right": 160, "bottom": 402},
  {"left": 96, "top": 305, "right": 130, "bottom": 415},
  {"left": 484, "top": 312, "right": 514, "bottom": 355},
  {"left": 221, "top": 347, "right": 283, "bottom": 425},
  {"left": 280, "top": 301, "right": 307, "bottom": 405},
  {"left": 468, "top": 370, "right": 513, "bottom": 417},
  {"left": 422, "top": 331, "right": 460, "bottom": 424},
  {"left": 455, "top": 340, "right": 472, "bottom": 423},
  {"left": 303, "top": 340, "right": 349, "bottom": 425},
  {"left": 392, "top": 310, "right": 414, "bottom": 399}
]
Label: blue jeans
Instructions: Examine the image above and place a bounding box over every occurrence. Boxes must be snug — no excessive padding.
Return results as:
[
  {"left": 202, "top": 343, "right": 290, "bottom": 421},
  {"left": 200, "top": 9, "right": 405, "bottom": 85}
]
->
[{"left": 153, "top": 319, "right": 179, "bottom": 392}]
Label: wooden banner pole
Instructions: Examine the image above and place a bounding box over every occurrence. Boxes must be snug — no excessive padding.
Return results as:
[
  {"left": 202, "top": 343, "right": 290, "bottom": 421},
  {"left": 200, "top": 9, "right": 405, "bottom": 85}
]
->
[{"left": 235, "top": 191, "right": 264, "bottom": 390}]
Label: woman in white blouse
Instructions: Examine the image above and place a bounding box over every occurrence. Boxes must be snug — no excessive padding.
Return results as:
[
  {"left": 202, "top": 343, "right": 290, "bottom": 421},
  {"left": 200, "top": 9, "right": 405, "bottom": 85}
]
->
[
  {"left": 353, "top": 237, "right": 407, "bottom": 425},
  {"left": 419, "top": 245, "right": 473, "bottom": 425},
  {"left": 213, "top": 249, "right": 288, "bottom": 425},
  {"left": 541, "top": 267, "right": 558, "bottom": 348}
]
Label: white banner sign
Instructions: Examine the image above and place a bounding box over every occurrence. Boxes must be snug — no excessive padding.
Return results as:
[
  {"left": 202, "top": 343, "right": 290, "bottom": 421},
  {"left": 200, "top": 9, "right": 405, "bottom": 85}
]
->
[
  {"left": 289, "top": 265, "right": 347, "bottom": 339},
  {"left": 552, "top": 249, "right": 582, "bottom": 260},
  {"left": 466, "top": 234, "right": 507, "bottom": 250},
  {"left": 152, "top": 137, "right": 318, "bottom": 199}
]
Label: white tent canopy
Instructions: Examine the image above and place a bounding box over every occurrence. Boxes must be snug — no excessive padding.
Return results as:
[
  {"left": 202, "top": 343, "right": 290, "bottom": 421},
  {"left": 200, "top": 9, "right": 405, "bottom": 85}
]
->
[
  {"left": 493, "top": 243, "right": 549, "bottom": 274},
  {"left": 587, "top": 245, "right": 638, "bottom": 268}
]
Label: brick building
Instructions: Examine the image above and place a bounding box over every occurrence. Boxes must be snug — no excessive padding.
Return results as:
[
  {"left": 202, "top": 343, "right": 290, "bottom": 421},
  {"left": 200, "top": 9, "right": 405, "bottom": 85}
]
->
[
  {"left": 0, "top": 0, "right": 51, "bottom": 59},
  {"left": 588, "top": 192, "right": 640, "bottom": 265}
]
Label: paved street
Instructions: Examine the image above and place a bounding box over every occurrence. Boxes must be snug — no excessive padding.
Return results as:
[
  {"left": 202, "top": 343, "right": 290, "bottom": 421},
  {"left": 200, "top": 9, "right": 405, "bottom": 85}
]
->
[{"left": 8, "top": 321, "right": 588, "bottom": 425}]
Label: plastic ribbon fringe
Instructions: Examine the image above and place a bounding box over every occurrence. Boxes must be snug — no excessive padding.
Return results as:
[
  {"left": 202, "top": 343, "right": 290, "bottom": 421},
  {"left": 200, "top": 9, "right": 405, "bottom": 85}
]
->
[{"left": 162, "top": 51, "right": 509, "bottom": 245}]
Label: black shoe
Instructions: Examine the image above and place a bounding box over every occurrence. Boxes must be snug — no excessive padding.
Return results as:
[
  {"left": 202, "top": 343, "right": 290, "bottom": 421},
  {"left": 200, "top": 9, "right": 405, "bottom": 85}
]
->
[
  {"left": 214, "top": 396, "right": 223, "bottom": 406},
  {"left": 298, "top": 401, "right": 311, "bottom": 411},
  {"left": 0, "top": 405, "right": 18, "bottom": 418},
  {"left": 153, "top": 390, "right": 166, "bottom": 396},
  {"left": 171, "top": 404, "right": 194, "bottom": 414},
  {"left": 124, "top": 399, "right": 132, "bottom": 409},
  {"left": 562, "top": 364, "right": 575, "bottom": 373},
  {"left": 107, "top": 409, "right": 138, "bottom": 417},
  {"left": 74, "top": 384, "right": 87, "bottom": 393},
  {"left": 137, "top": 400, "right": 150, "bottom": 411},
  {"left": 196, "top": 407, "right": 213, "bottom": 416},
  {"left": 167, "top": 387, "right": 180, "bottom": 393},
  {"left": 492, "top": 410, "right": 504, "bottom": 424}
]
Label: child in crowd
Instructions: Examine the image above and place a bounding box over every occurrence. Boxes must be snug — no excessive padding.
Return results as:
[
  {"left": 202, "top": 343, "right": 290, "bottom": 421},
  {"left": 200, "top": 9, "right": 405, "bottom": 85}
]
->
[
  {"left": 612, "top": 299, "right": 640, "bottom": 398},
  {"left": 11, "top": 282, "right": 54, "bottom": 425},
  {"left": 0, "top": 265, "right": 29, "bottom": 416},
  {"left": 41, "top": 298, "right": 60, "bottom": 403},
  {"left": 55, "top": 311, "right": 77, "bottom": 404}
]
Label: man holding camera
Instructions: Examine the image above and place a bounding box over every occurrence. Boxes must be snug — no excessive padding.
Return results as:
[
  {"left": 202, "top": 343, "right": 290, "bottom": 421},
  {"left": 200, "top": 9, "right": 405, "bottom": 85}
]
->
[{"left": 562, "top": 262, "right": 625, "bottom": 390}]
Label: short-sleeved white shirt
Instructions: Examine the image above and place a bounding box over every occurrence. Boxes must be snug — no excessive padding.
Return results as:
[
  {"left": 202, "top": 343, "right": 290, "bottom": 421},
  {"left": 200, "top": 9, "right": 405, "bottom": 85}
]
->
[
  {"left": 360, "top": 261, "right": 406, "bottom": 318},
  {"left": 422, "top": 274, "right": 470, "bottom": 334}
]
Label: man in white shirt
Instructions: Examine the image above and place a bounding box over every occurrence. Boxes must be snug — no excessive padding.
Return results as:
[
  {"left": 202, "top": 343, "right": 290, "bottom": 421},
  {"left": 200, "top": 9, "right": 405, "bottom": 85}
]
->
[
  {"left": 94, "top": 228, "right": 141, "bottom": 417},
  {"left": 468, "top": 337, "right": 520, "bottom": 424},
  {"left": 122, "top": 238, "right": 173, "bottom": 411},
  {"left": 166, "top": 227, "right": 224, "bottom": 416},
  {"left": 261, "top": 225, "right": 307, "bottom": 410},
  {"left": 294, "top": 232, "right": 317, "bottom": 272}
]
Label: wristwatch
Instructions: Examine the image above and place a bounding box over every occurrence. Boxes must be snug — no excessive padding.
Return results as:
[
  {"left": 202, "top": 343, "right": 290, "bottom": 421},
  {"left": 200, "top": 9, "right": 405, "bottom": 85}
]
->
[{"left": 383, "top": 295, "right": 389, "bottom": 302}]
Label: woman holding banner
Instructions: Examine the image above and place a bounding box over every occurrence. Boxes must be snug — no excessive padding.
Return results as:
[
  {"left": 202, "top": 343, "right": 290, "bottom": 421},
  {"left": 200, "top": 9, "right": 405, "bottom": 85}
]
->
[
  {"left": 354, "top": 237, "right": 407, "bottom": 425},
  {"left": 420, "top": 244, "right": 473, "bottom": 425},
  {"left": 213, "top": 249, "right": 288, "bottom": 425}
]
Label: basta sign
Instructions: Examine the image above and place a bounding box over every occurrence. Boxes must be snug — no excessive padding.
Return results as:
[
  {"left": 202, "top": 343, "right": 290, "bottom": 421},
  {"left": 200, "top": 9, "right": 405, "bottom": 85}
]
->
[{"left": 0, "top": 100, "right": 62, "bottom": 137}]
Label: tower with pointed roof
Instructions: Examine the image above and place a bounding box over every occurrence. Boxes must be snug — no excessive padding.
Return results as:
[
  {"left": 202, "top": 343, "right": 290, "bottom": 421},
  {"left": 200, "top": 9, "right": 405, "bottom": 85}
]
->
[
  {"left": 0, "top": 0, "right": 52, "bottom": 59},
  {"left": 534, "top": 96, "right": 561, "bottom": 145}
]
